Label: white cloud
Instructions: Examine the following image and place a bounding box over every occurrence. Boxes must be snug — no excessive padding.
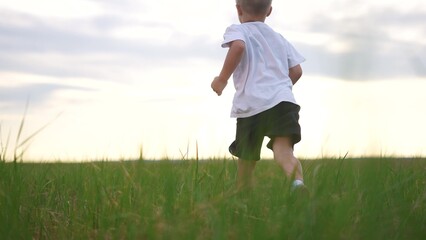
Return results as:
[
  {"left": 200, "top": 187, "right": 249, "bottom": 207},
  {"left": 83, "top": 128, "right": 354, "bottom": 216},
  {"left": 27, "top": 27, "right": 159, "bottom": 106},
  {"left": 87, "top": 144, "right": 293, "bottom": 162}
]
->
[{"left": 0, "top": 0, "right": 102, "bottom": 19}]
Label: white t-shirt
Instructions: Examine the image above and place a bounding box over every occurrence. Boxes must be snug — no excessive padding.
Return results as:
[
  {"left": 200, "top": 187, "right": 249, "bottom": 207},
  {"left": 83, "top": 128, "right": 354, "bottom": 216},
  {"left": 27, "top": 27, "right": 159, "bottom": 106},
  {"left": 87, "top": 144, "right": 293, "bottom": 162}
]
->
[{"left": 222, "top": 22, "right": 305, "bottom": 118}]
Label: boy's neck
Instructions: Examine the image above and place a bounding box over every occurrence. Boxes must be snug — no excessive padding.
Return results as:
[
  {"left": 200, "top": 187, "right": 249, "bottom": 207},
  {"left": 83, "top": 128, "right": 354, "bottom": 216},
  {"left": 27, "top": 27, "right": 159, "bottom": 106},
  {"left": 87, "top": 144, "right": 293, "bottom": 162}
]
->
[
  {"left": 241, "top": 19, "right": 265, "bottom": 23},
  {"left": 240, "top": 15, "right": 266, "bottom": 23}
]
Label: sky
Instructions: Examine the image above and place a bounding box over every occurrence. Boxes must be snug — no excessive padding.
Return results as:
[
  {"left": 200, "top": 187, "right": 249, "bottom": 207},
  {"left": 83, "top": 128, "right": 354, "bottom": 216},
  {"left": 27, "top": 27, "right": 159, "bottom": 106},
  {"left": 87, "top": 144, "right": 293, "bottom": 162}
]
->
[{"left": 0, "top": 0, "right": 425, "bottom": 161}]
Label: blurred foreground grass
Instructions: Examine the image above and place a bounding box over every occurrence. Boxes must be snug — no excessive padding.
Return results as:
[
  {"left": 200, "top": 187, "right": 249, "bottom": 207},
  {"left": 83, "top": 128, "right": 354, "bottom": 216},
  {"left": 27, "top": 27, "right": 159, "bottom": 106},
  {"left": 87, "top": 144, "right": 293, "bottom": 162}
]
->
[{"left": 1, "top": 158, "right": 425, "bottom": 239}]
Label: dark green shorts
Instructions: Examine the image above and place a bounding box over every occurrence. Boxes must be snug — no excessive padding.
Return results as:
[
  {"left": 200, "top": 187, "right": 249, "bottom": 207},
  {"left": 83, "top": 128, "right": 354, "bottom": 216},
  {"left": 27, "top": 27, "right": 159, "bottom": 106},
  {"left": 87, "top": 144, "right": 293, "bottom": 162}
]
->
[{"left": 229, "top": 101, "right": 301, "bottom": 161}]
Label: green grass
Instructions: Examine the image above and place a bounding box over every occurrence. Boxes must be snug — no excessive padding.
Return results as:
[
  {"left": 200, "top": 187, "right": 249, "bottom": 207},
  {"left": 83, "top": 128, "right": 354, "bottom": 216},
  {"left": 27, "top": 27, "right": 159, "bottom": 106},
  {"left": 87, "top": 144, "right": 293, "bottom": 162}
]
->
[{"left": 1, "top": 158, "right": 425, "bottom": 239}]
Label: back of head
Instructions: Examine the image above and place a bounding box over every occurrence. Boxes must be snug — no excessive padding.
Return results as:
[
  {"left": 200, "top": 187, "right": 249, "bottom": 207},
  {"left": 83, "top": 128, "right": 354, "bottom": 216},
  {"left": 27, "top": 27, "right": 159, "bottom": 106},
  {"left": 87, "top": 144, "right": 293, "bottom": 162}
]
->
[{"left": 236, "top": 0, "right": 272, "bottom": 16}]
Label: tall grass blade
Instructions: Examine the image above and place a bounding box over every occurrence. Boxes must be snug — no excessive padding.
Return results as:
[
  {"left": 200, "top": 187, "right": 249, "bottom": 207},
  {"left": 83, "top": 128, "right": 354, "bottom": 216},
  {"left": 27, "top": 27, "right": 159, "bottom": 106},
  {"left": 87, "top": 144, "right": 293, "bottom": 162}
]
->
[
  {"left": 0, "top": 123, "right": 12, "bottom": 162},
  {"left": 13, "top": 100, "right": 29, "bottom": 163},
  {"left": 195, "top": 140, "right": 199, "bottom": 162},
  {"left": 139, "top": 144, "right": 144, "bottom": 161},
  {"left": 335, "top": 151, "right": 349, "bottom": 186},
  {"left": 191, "top": 141, "right": 200, "bottom": 209},
  {"left": 13, "top": 100, "right": 62, "bottom": 162},
  {"left": 15, "top": 115, "right": 60, "bottom": 150}
]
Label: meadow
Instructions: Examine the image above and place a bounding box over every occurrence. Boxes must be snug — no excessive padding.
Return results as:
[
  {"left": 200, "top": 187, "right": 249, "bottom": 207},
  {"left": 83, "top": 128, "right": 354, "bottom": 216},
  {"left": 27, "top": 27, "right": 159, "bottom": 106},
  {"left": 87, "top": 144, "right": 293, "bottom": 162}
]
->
[{"left": 1, "top": 157, "right": 425, "bottom": 239}]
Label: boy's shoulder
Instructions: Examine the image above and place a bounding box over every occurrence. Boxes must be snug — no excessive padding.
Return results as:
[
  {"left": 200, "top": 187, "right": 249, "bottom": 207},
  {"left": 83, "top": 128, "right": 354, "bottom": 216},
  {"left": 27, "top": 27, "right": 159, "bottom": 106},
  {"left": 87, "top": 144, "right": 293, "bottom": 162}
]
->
[
  {"left": 225, "top": 22, "right": 274, "bottom": 35},
  {"left": 228, "top": 23, "right": 286, "bottom": 40},
  {"left": 225, "top": 23, "right": 243, "bottom": 31},
  {"left": 227, "top": 22, "right": 269, "bottom": 28}
]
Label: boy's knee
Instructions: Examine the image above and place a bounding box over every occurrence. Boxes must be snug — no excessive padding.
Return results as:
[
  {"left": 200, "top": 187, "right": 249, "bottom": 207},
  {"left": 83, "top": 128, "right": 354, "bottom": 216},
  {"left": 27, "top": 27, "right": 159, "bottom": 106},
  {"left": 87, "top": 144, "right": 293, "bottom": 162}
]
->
[{"left": 272, "top": 137, "right": 294, "bottom": 151}]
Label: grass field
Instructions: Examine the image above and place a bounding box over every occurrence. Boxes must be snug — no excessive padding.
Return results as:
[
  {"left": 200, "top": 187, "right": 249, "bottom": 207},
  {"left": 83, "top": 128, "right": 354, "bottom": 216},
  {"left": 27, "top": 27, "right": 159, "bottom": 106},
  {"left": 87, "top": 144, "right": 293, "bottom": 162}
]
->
[{"left": 1, "top": 158, "right": 425, "bottom": 239}]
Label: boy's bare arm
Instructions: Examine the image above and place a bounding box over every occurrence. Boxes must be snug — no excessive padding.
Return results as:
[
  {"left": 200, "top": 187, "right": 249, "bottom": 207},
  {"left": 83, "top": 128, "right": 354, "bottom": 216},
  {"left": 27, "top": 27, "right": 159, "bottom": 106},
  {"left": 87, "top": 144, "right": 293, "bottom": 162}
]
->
[
  {"left": 211, "top": 40, "right": 245, "bottom": 96},
  {"left": 289, "top": 64, "right": 303, "bottom": 85}
]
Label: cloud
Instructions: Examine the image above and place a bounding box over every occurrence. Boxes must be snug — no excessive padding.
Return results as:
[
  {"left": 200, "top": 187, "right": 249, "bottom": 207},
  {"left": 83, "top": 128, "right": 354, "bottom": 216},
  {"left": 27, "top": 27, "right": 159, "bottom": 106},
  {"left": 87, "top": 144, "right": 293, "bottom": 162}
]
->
[
  {"left": 0, "top": 82, "right": 93, "bottom": 112},
  {"left": 88, "top": 0, "right": 148, "bottom": 15},
  {"left": 0, "top": 0, "right": 102, "bottom": 19},
  {"left": 298, "top": 7, "right": 426, "bottom": 80},
  {"left": 0, "top": 3, "right": 424, "bottom": 84},
  {"left": 0, "top": 9, "right": 222, "bottom": 80},
  {"left": 299, "top": 40, "right": 425, "bottom": 81}
]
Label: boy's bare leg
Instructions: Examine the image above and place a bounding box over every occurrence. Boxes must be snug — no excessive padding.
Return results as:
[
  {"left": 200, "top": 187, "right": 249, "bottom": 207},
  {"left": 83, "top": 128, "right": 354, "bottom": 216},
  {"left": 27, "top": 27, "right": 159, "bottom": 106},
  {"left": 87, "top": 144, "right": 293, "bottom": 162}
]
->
[
  {"left": 237, "top": 159, "right": 256, "bottom": 190},
  {"left": 272, "top": 137, "right": 303, "bottom": 181}
]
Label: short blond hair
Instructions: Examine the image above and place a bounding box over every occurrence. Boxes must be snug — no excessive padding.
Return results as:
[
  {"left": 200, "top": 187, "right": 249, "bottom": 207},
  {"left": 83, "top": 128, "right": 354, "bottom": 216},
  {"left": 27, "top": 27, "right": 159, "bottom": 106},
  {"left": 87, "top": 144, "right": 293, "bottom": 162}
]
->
[{"left": 236, "top": 0, "right": 272, "bottom": 15}]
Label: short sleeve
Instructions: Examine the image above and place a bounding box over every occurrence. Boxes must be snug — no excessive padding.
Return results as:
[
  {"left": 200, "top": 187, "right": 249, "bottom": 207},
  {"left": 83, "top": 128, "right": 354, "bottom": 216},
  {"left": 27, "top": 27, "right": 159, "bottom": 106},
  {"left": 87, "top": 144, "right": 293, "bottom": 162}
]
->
[
  {"left": 285, "top": 40, "right": 306, "bottom": 68},
  {"left": 221, "top": 24, "right": 245, "bottom": 48}
]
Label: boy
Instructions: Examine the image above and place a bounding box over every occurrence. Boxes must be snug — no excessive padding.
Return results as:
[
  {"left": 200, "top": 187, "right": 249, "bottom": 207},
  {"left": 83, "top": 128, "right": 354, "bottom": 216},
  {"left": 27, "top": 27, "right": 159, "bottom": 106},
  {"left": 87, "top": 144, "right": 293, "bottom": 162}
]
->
[{"left": 211, "top": 0, "right": 307, "bottom": 192}]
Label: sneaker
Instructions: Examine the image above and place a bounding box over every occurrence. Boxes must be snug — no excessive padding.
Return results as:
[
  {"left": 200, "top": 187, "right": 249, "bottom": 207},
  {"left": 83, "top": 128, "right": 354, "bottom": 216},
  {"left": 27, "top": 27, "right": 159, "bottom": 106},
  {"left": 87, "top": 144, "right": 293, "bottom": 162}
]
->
[{"left": 291, "top": 184, "right": 310, "bottom": 199}]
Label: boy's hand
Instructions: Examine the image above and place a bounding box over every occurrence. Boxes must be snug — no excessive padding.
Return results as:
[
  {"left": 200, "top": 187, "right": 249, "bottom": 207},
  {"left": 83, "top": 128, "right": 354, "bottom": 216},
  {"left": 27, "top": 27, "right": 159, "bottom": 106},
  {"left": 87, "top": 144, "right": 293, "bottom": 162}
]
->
[{"left": 211, "top": 76, "right": 227, "bottom": 96}]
